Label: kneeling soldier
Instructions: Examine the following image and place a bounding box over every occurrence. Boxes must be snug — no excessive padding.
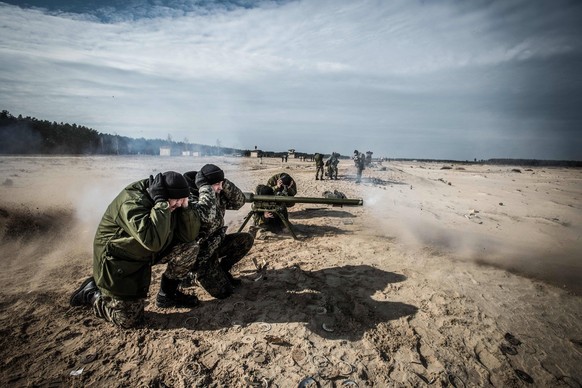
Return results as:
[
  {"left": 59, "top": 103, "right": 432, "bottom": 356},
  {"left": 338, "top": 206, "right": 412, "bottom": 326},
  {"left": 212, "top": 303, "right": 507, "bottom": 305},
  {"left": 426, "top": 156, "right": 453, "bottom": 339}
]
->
[{"left": 70, "top": 171, "right": 200, "bottom": 328}]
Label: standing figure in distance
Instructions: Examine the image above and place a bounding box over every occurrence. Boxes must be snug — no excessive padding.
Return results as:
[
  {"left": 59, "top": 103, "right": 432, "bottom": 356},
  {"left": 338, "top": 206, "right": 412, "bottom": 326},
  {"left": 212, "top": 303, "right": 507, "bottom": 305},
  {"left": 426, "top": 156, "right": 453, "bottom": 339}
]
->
[
  {"left": 353, "top": 150, "right": 366, "bottom": 183},
  {"left": 314, "top": 153, "right": 324, "bottom": 180},
  {"left": 331, "top": 152, "right": 340, "bottom": 180},
  {"left": 69, "top": 171, "right": 201, "bottom": 329},
  {"left": 325, "top": 152, "right": 339, "bottom": 180},
  {"left": 187, "top": 164, "right": 254, "bottom": 299}
]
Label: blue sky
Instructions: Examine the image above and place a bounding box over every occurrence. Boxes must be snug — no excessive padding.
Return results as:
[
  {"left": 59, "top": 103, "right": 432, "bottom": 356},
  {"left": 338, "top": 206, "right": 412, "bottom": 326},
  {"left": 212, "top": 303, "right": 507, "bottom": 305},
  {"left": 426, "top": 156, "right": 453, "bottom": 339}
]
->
[{"left": 1, "top": 0, "right": 581, "bottom": 160}]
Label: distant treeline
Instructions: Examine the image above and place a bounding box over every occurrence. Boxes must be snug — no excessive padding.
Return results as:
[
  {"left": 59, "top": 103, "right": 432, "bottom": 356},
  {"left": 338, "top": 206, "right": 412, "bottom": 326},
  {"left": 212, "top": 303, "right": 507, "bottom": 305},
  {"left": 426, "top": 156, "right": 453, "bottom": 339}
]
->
[
  {"left": 485, "top": 158, "right": 582, "bottom": 167},
  {"left": 0, "top": 110, "right": 245, "bottom": 156},
  {"left": 2, "top": 110, "right": 580, "bottom": 166}
]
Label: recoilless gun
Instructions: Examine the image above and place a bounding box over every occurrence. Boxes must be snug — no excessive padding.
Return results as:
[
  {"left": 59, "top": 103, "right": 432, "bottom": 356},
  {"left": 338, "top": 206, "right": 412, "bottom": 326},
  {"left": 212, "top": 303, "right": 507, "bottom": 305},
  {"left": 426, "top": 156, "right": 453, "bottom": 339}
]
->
[{"left": 238, "top": 192, "right": 364, "bottom": 239}]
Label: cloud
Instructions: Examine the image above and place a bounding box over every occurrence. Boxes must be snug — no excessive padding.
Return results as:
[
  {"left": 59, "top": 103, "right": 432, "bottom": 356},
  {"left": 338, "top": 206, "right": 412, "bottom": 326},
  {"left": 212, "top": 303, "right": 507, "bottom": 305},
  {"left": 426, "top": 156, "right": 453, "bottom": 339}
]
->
[{"left": 0, "top": 0, "right": 581, "bottom": 159}]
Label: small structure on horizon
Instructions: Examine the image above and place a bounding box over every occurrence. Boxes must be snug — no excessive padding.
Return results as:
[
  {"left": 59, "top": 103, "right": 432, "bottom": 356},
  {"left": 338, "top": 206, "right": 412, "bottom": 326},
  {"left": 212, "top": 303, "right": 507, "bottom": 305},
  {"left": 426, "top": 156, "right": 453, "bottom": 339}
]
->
[{"left": 160, "top": 146, "right": 171, "bottom": 156}]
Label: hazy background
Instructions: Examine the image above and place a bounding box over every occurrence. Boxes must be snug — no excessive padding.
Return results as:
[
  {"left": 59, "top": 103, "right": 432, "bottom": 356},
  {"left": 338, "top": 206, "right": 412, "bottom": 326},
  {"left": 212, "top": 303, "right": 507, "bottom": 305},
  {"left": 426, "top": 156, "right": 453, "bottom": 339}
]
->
[{"left": 1, "top": 0, "right": 582, "bottom": 160}]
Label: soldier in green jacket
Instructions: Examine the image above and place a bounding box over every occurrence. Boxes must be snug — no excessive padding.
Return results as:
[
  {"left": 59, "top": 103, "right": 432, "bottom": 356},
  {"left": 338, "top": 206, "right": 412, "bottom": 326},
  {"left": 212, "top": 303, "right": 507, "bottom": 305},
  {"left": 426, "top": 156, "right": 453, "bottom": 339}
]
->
[
  {"left": 252, "top": 172, "right": 298, "bottom": 234},
  {"left": 267, "top": 172, "right": 297, "bottom": 198},
  {"left": 69, "top": 171, "right": 201, "bottom": 328},
  {"left": 353, "top": 150, "right": 366, "bottom": 183}
]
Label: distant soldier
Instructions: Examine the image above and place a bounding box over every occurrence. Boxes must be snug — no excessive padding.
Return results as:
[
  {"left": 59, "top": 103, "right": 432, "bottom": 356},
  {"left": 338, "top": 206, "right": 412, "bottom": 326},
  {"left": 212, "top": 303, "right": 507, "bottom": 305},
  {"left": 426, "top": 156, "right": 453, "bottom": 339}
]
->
[
  {"left": 365, "top": 151, "right": 373, "bottom": 167},
  {"left": 314, "top": 152, "right": 324, "bottom": 180},
  {"left": 331, "top": 152, "right": 340, "bottom": 180},
  {"left": 325, "top": 152, "right": 340, "bottom": 180},
  {"left": 353, "top": 150, "right": 366, "bottom": 183}
]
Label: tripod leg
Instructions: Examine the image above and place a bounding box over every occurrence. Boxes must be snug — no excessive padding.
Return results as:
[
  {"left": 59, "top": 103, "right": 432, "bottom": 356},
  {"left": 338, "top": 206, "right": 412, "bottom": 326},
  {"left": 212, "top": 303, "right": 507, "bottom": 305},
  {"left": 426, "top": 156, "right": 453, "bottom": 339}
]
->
[
  {"left": 237, "top": 211, "right": 255, "bottom": 233},
  {"left": 274, "top": 210, "right": 298, "bottom": 240}
]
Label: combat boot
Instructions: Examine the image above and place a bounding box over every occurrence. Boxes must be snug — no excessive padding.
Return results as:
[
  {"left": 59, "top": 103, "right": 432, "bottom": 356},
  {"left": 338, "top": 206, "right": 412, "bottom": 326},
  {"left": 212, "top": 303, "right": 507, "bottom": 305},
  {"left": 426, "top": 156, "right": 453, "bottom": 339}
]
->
[
  {"left": 226, "top": 272, "right": 242, "bottom": 287},
  {"left": 70, "top": 277, "right": 100, "bottom": 307},
  {"left": 156, "top": 274, "right": 199, "bottom": 308}
]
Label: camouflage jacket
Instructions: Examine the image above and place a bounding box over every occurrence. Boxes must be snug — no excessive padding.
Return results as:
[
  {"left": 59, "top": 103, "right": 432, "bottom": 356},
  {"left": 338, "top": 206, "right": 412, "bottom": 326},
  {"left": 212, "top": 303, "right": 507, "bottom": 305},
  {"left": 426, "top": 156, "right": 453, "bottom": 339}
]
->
[
  {"left": 190, "top": 178, "right": 246, "bottom": 242},
  {"left": 353, "top": 153, "right": 365, "bottom": 169},
  {"left": 325, "top": 155, "right": 339, "bottom": 168},
  {"left": 93, "top": 179, "right": 200, "bottom": 300}
]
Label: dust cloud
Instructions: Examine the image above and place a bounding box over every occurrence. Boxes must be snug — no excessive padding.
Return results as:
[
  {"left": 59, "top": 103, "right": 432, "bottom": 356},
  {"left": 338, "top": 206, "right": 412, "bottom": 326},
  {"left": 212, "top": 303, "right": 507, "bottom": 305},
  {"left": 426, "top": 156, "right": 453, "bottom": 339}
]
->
[
  {"left": 358, "top": 166, "right": 582, "bottom": 294},
  {"left": 0, "top": 156, "right": 580, "bottom": 294}
]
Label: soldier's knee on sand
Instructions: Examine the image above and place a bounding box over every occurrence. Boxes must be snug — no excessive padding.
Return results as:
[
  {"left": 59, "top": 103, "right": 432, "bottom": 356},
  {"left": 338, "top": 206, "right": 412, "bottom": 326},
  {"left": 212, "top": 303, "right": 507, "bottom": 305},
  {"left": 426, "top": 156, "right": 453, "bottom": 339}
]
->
[{"left": 196, "top": 271, "right": 233, "bottom": 299}]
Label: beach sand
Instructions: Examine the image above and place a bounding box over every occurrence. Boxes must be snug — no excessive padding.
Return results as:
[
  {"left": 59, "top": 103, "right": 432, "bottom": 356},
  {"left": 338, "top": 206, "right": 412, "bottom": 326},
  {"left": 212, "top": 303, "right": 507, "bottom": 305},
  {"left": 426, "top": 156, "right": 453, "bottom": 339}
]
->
[{"left": 0, "top": 155, "right": 581, "bottom": 387}]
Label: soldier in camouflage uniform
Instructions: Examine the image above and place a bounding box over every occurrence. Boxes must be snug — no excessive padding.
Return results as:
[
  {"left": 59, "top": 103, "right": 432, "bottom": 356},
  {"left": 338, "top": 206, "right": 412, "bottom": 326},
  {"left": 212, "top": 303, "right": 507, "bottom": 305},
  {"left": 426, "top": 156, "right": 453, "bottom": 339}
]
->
[
  {"left": 325, "top": 152, "right": 340, "bottom": 180},
  {"left": 314, "top": 153, "right": 324, "bottom": 180},
  {"left": 353, "top": 150, "right": 366, "bottom": 183},
  {"left": 251, "top": 173, "right": 298, "bottom": 234},
  {"left": 267, "top": 172, "right": 297, "bottom": 198},
  {"left": 69, "top": 171, "right": 201, "bottom": 329},
  {"left": 331, "top": 152, "right": 340, "bottom": 179},
  {"left": 252, "top": 184, "right": 286, "bottom": 233},
  {"left": 185, "top": 164, "right": 254, "bottom": 299}
]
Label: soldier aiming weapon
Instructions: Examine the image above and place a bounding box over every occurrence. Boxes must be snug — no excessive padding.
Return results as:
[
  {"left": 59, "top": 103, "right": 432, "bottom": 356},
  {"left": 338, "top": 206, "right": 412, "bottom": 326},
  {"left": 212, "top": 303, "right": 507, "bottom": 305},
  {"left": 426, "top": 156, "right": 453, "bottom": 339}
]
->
[{"left": 238, "top": 192, "right": 363, "bottom": 239}]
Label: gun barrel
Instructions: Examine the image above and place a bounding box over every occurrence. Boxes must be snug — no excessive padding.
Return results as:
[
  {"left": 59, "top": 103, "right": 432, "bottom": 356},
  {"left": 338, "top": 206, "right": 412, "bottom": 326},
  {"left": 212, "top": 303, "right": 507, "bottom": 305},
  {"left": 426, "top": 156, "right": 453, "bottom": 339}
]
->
[{"left": 243, "top": 192, "right": 363, "bottom": 206}]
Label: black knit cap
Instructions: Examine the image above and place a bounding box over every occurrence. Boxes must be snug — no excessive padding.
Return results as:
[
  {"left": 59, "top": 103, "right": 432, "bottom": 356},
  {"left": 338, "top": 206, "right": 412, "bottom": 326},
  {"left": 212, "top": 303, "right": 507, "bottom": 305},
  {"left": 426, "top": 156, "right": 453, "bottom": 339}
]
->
[
  {"left": 162, "top": 171, "right": 190, "bottom": 199},
  {"left": 195, "top": 164, "right": 224, "bottom": 188},
  {"left": 256, "top": 184, "right": 274, "bottom": 195},
  {"left": 183, "top": 171, "right": 198, "bottom": 189},
  {"left": 280, "top": 173, "right": 292, "bottom": 186}
]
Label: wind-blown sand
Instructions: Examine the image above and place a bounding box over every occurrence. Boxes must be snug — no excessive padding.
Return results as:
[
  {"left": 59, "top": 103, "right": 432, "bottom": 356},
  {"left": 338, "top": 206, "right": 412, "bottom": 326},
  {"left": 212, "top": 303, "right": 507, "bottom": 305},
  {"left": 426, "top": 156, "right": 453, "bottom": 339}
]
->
[{"left": 0, "top": 155, "right": 580, "bottom": 387}]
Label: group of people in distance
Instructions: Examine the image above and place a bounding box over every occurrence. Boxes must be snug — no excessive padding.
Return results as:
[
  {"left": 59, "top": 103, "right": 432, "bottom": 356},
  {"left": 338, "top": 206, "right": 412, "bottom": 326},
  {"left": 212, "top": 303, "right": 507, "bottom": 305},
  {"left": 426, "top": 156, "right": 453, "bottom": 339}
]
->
[
  {"left": 314, "top": 150, "right": 366, "bottom": 183},
  {"left": 314, "top": 152, "right": 340, "bottom": 180},
  {"left": 70, "top": 165, "right": 299, "bottom": 329}
]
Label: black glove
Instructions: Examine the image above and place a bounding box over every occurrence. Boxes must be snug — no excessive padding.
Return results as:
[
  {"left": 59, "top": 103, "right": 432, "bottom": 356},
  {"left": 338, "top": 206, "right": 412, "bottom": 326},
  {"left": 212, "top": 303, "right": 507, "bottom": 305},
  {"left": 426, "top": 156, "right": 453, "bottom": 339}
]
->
[
  {"left": 194, "top": 172, "right": 209, "bottom": 188},
  {"left": 148, "top": 173, "right": 168, "bottom": 203}
]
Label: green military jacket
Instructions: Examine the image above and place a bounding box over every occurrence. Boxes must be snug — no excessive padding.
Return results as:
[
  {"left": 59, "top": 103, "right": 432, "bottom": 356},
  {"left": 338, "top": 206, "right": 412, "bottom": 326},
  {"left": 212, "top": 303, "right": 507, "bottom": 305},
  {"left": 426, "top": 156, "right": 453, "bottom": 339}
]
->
[
  {"left": 93, "top": 179, "right": 200, "bottom": 300},
  {"left": 314, "top": 153, "right": 324, "bottom": 166}
]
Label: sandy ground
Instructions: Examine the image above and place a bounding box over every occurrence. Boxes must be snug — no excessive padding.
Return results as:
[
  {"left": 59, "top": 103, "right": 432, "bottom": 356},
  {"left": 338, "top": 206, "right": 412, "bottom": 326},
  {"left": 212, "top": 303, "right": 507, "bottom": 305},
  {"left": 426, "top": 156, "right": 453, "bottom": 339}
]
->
[{"left": 0, "top": 155, "right": 581, "bottom": 387}]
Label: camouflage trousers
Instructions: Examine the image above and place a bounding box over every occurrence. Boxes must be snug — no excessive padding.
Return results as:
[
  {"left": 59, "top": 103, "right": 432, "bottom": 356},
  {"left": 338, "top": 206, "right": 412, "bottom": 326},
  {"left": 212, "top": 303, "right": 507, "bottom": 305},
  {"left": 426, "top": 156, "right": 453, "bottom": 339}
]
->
[
  {"left": 194, "top": 232, "right": 254, "bottom": 299},
  {"left": 356, "top": 167, "right": 363, "bottom": 183},
  {"left": 92, "top": 242, "right": 199, "bottom": 328},
  {"left": 93, "top": 296, "right": 146, "bottom": 329},
  {"left": 157, "top": 241, "right": 200, "bottom": 280},
  {"left": 327, "top": 165, "right": 338, "bottom": 179},
  {"left": 315, "top": 164, "right": 324, "bottom": 179}
]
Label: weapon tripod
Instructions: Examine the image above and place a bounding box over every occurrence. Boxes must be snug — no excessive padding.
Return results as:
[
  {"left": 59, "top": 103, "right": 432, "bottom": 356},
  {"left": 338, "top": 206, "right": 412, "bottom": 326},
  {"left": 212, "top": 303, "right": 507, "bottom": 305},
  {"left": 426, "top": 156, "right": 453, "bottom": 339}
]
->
[{"left": 238, "top": 205, "right": 299, "bottom": 239}]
